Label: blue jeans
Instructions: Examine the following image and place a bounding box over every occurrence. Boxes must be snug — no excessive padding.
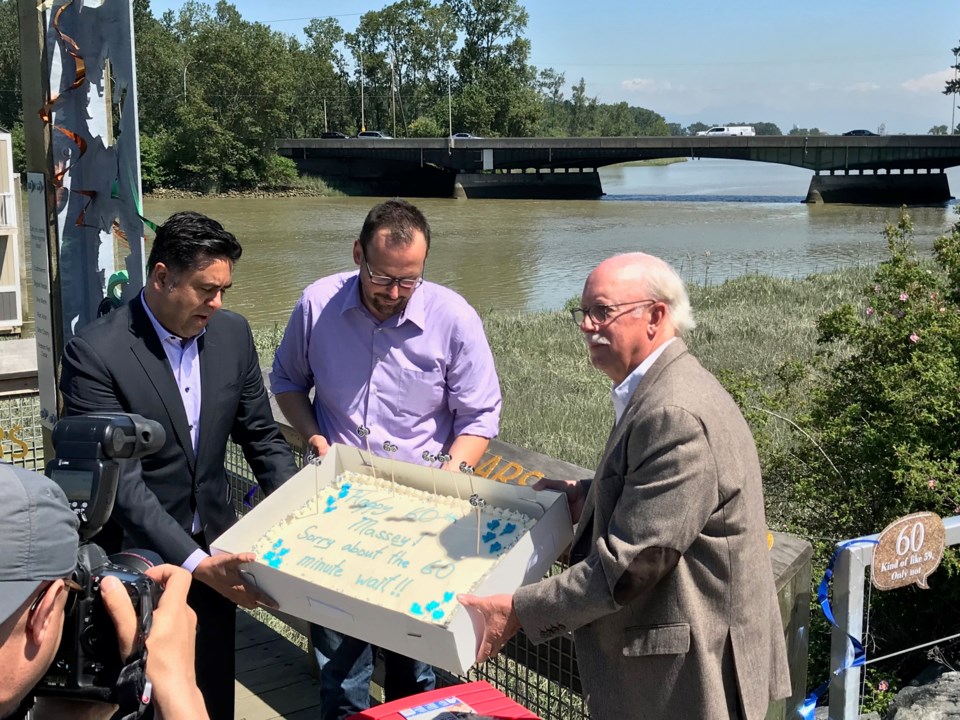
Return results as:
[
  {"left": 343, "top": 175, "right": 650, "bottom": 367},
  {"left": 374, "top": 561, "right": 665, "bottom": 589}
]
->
[{"left": 310, "top": 623, "right": 435, "bottom": 720}]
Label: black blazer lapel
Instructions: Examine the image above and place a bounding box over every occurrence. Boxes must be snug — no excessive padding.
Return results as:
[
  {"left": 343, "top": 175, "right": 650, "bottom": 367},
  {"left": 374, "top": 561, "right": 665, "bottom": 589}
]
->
[{"left": 129, "top": 297, "right": 197, "bottom": 472}]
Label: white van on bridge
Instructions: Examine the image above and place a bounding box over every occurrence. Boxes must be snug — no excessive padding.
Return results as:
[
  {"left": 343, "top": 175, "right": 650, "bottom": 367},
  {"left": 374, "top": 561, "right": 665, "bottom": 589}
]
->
[{"left": 696, "top": 125, "right": 756, "bottom": 136}]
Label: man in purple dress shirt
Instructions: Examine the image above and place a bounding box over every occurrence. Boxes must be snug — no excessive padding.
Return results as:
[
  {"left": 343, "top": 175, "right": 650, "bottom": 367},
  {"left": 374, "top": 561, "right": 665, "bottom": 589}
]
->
[{"left": 270, "top": 198, "right": 502, "bottom": 720}]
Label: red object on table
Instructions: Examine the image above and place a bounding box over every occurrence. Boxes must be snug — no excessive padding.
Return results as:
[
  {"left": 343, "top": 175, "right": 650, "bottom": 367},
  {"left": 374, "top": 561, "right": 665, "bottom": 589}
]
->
[{"left": 346, "top": 680, "right": 541, "bottom": 720}]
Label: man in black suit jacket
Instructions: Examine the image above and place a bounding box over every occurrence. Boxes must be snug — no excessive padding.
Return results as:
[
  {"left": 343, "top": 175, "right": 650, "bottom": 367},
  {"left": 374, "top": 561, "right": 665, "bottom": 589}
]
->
[{"left": 60, "top": 211, "right": 299, "bottom": 720}]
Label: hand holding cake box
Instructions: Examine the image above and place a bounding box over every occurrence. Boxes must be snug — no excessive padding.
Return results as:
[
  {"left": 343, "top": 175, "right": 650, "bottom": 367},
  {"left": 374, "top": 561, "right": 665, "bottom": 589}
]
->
[{"left": 212, "top": 444, "right": 573, "bottom": 674}]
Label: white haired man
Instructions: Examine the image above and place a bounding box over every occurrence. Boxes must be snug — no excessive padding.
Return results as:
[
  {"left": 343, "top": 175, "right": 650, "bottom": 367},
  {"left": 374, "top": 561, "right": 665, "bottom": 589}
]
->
[{"left": 459, "top": 252, "right": 790, "bottom": 720}]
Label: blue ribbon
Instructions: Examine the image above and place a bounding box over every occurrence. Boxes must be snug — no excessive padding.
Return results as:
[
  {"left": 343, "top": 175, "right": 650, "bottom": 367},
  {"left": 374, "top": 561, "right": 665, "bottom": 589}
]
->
[
  {"left": 797, "top": 538, "right": 879, "bottom": 719},
  {"left": 243, "top": 485, "right": 260, "bottom": 509}
]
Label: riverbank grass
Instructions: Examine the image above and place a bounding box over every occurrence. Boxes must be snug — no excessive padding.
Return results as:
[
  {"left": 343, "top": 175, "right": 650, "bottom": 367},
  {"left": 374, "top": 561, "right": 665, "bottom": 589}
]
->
[{"left": 252, "top": 265, "right": 871, "bottom": 514}]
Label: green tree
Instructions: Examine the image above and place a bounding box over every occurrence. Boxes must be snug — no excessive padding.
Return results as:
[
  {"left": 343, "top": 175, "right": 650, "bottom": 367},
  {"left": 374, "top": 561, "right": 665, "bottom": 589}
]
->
[
  {"left": 0, "top": 0, "right": 21, "bottom": 133},
  {"left": 407, "top": 115, "right": 443, "bottom": 137},
  {"left": 568, "top": 77, "right": 596, "bottom": 136},
  {"left": 750, "top": 121, "right": 782, "bottom": 135},
  {"left": 929, "top": 124, "right": 949, "bottom": 135},
  {"left": 943, "top": 43, "right": 960, "bottom": 104}
]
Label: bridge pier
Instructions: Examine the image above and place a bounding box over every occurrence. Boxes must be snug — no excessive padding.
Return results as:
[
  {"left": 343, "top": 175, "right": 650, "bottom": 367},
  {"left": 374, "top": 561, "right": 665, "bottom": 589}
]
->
[
  {"left": 452, "top": 171, "right": 604, "bottom": 199},
  {"left": 804, "top": 170, "right": 952, "bottom": 205}
]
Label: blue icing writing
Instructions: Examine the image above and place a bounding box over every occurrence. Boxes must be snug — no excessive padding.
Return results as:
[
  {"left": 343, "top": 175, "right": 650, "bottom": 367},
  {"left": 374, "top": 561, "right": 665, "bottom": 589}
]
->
[
  {"left": 410, "top": 602, "right": 424, "bottom": 615},
  {"left": 342, "top": 540, "right": 386, "bottom": 561},
  {"left": 350, "top": 497, "right": 394, "bottom": 516},
  {"left": 295, "top": 555, "right": 345, "bottom": 577},
  {"left": 486, "top": 519, "right": 500, "bottom": 531},
  {"left": 489, "top": 541, "right": 503, "bottom": 553},
  {"left": 355, "top": 573, "right": 400, "bottom": 592},
  {"left": 296, "top": 526, "right": 335, "bottom": 550},
  {"left": 501, "top": 522, "right": 516, "bottom": 535},
  {"left": 347, "top": 516, "right": 412, "bottom": 547},
  {"left": 482, "top": 532, "right": 496, "bottom": 543}
]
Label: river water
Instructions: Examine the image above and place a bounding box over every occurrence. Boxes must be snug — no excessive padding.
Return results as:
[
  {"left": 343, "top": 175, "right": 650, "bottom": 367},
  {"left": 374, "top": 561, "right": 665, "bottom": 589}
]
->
[{"left": 27, "top": 159, "right": 960, "bottom": 331}]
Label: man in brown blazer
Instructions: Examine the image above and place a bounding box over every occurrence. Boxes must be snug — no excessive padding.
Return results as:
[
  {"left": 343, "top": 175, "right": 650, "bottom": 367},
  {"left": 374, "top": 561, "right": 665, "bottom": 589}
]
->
[{"left": 459, "top": 252, "right": 791, "bottom": 720}]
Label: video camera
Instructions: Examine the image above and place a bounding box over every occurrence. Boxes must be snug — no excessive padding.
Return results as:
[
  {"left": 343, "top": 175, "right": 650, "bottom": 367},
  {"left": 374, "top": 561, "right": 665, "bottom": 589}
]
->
[{"left": 34, "top": 413, "right": 166, "bottom": 717}]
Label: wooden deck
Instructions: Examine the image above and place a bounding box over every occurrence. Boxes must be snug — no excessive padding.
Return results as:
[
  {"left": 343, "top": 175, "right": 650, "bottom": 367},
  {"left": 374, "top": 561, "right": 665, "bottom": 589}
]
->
[{"left": 235, "top": 612, "right": 322, "bottom": 720}]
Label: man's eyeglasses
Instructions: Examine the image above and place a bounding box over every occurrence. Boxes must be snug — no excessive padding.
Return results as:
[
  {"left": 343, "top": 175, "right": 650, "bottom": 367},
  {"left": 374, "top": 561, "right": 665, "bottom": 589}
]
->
[
  {"left": 570, "top": 299, "right": 656, "bottom": 325},
  {"left": 29, "top": 577, "right": 83, "bottom": 614},
  {"left": 363, "top": 257, "right": 424, "bottom": 290}
]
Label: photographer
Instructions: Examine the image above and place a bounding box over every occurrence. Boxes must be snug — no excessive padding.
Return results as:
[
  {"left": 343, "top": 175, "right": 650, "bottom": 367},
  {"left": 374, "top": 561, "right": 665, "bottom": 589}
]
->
[{"left": 0, "top": 463, "right": 208, "bottom": 720}]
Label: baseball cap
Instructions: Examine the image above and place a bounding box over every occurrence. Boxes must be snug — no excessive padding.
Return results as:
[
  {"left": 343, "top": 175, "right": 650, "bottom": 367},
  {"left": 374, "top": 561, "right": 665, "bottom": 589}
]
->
[{"left": 0, "top": 463, "right": 80, "bottom": 625}]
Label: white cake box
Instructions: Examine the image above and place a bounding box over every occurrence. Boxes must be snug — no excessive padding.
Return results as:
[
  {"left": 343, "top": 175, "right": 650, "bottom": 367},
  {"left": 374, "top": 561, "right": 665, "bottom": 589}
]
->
[{"left": 212, "top": 443, "right": 573, "bottom": 675}]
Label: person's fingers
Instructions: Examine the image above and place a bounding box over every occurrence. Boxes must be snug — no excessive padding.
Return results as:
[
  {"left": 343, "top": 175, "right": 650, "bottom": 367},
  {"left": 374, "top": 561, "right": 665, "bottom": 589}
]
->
[
  {"left": 147, "top": 565, "right": 192, "bottom": 606},
  {"left": 227, "top": 552, "right": 257, "bottom": 567},
  {"left": 252, "top": 587, "right": 279, "bottom": 609},
  {"left": 100, "top": 575, "right": 137, "bottom": 660}
]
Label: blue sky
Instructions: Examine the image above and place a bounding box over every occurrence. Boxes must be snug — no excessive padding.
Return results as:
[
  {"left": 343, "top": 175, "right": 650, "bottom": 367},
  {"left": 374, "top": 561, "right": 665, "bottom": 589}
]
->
[{"left": 147, "top": 0, "right": 960, "bottom": 134}]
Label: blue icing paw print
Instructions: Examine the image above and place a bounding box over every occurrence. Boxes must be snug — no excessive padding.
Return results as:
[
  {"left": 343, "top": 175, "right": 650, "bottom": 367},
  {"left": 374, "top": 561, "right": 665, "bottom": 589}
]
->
[
  {"left": 410, "top": 602, "right": 424, "bottom": 615},
  {"left": 263, "top": 540, "right": 291, "bottom": 568},
  {"left": 486, "top": 519, "right": 500, "bottom": 531},
  {"left": 426, "top": 601, "right": 440, "bottom": 612},
  {"left": 488, "top": 541, "right": 503, "bottom": 554},
  {"left": 443, "top": 591, "right": 454, "bottom": 603},
  {"left": 431, "top": 609, "right": 445, "bottom": 620},
  {"left": 324, "top": 496, "right": 338, "bottom": 513},
  {"left": 482, "top": 531, "right": 496, "bottom": 543},
  {"left": 500, "top": 522, "right": 516, "bottom": 535},
  {"left": 338, "top": 487, "right": 350, "bottom": 499}
]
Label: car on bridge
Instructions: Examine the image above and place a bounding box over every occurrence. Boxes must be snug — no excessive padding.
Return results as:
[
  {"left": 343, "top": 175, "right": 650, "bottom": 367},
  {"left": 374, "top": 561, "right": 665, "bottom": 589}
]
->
[
  {"left": 842, "top": 129, "right": 878, "bottom": 136},
  {"left": 356, "top": 130, "right": 393, "bottom": 139},
  {"left": 451, "top": 132, "right": 481, "bottom": 139}
]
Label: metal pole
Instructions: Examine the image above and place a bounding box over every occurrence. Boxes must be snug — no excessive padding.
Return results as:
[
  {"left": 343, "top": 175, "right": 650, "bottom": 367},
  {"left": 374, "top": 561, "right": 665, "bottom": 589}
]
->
[
  {"left": 952, "top": 50, "right": 958, "bottom": 135},
  {"left": 447, "top": 71, "right": 453, "bottom": 138},
  {"left": 359, "top": 48, "right": 365, "bottom": 132},
  {"left": 391, "top": 50, "right": 396, "bottom": 138}
]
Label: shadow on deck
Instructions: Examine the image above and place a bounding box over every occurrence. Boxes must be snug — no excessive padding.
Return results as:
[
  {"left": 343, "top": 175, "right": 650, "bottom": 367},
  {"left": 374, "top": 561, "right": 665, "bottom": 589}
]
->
[{"left": 235, "top": 611, "right": 321, "bottom": 720}]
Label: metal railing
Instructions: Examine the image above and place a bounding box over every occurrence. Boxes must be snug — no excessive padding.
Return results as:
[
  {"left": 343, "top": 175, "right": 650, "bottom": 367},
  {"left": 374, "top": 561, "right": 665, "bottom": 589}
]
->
[
  {"left": 0, "top": 191, "right": 14, "bottom": 229},
  {"left": 828, "top": 515, "right": 960, "bottom": 718}
]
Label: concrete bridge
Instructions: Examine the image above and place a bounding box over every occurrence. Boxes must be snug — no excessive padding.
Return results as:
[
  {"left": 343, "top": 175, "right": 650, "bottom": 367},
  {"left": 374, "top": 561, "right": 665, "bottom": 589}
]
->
[{"left": 276, "top": 135, "right": 960, "bottom": 203}]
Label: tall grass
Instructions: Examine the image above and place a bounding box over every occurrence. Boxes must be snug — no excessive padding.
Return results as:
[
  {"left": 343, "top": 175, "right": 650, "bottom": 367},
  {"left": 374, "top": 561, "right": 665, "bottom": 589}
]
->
[{"left": 253, "top": 266, "right": 871, "bottom": 479}]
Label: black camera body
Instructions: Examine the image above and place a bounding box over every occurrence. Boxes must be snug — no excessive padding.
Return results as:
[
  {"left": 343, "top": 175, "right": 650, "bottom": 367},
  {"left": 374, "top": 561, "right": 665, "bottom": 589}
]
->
[{"left": 35, "top": 413, "right": 166, "bottom": 713}]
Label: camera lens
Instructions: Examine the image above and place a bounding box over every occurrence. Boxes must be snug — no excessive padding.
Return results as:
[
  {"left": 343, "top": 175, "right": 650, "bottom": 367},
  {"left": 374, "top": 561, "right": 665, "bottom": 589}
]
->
[{"left": 109, "top": 549, "right": 162, "bottom": 574}]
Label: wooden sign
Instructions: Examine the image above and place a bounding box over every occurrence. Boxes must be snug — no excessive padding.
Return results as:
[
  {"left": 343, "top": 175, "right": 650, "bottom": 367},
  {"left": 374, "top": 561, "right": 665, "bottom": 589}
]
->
[{"left": 872, "top": 512, "right": 945, "bottom": 591}]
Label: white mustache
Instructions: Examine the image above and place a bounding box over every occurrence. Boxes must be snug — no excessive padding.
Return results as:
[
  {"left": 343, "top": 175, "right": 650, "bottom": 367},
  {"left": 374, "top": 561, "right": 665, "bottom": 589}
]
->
[{"left": 584, "top": 333, "right": 610, "bottom": 346}]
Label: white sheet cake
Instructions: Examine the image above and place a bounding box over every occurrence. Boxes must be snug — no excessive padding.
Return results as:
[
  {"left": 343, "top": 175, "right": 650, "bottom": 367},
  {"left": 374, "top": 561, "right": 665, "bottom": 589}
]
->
[{"left": 252, "top": 470, "right": 534, "bottom": 626}]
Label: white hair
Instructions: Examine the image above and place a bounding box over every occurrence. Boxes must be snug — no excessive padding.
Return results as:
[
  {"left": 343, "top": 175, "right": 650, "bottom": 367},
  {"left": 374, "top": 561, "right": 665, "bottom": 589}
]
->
[{"left": 621, "top": 253, "right": 697, "bottom": 335}]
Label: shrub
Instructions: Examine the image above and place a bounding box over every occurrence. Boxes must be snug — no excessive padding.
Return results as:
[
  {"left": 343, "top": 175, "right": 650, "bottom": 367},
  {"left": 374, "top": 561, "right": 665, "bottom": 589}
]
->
[
  {"left": 776, "top": 208, "right": 960, "bottom": 696},
  {"left": 261, "top": 153, "right": 298, "bottom": 188}
]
